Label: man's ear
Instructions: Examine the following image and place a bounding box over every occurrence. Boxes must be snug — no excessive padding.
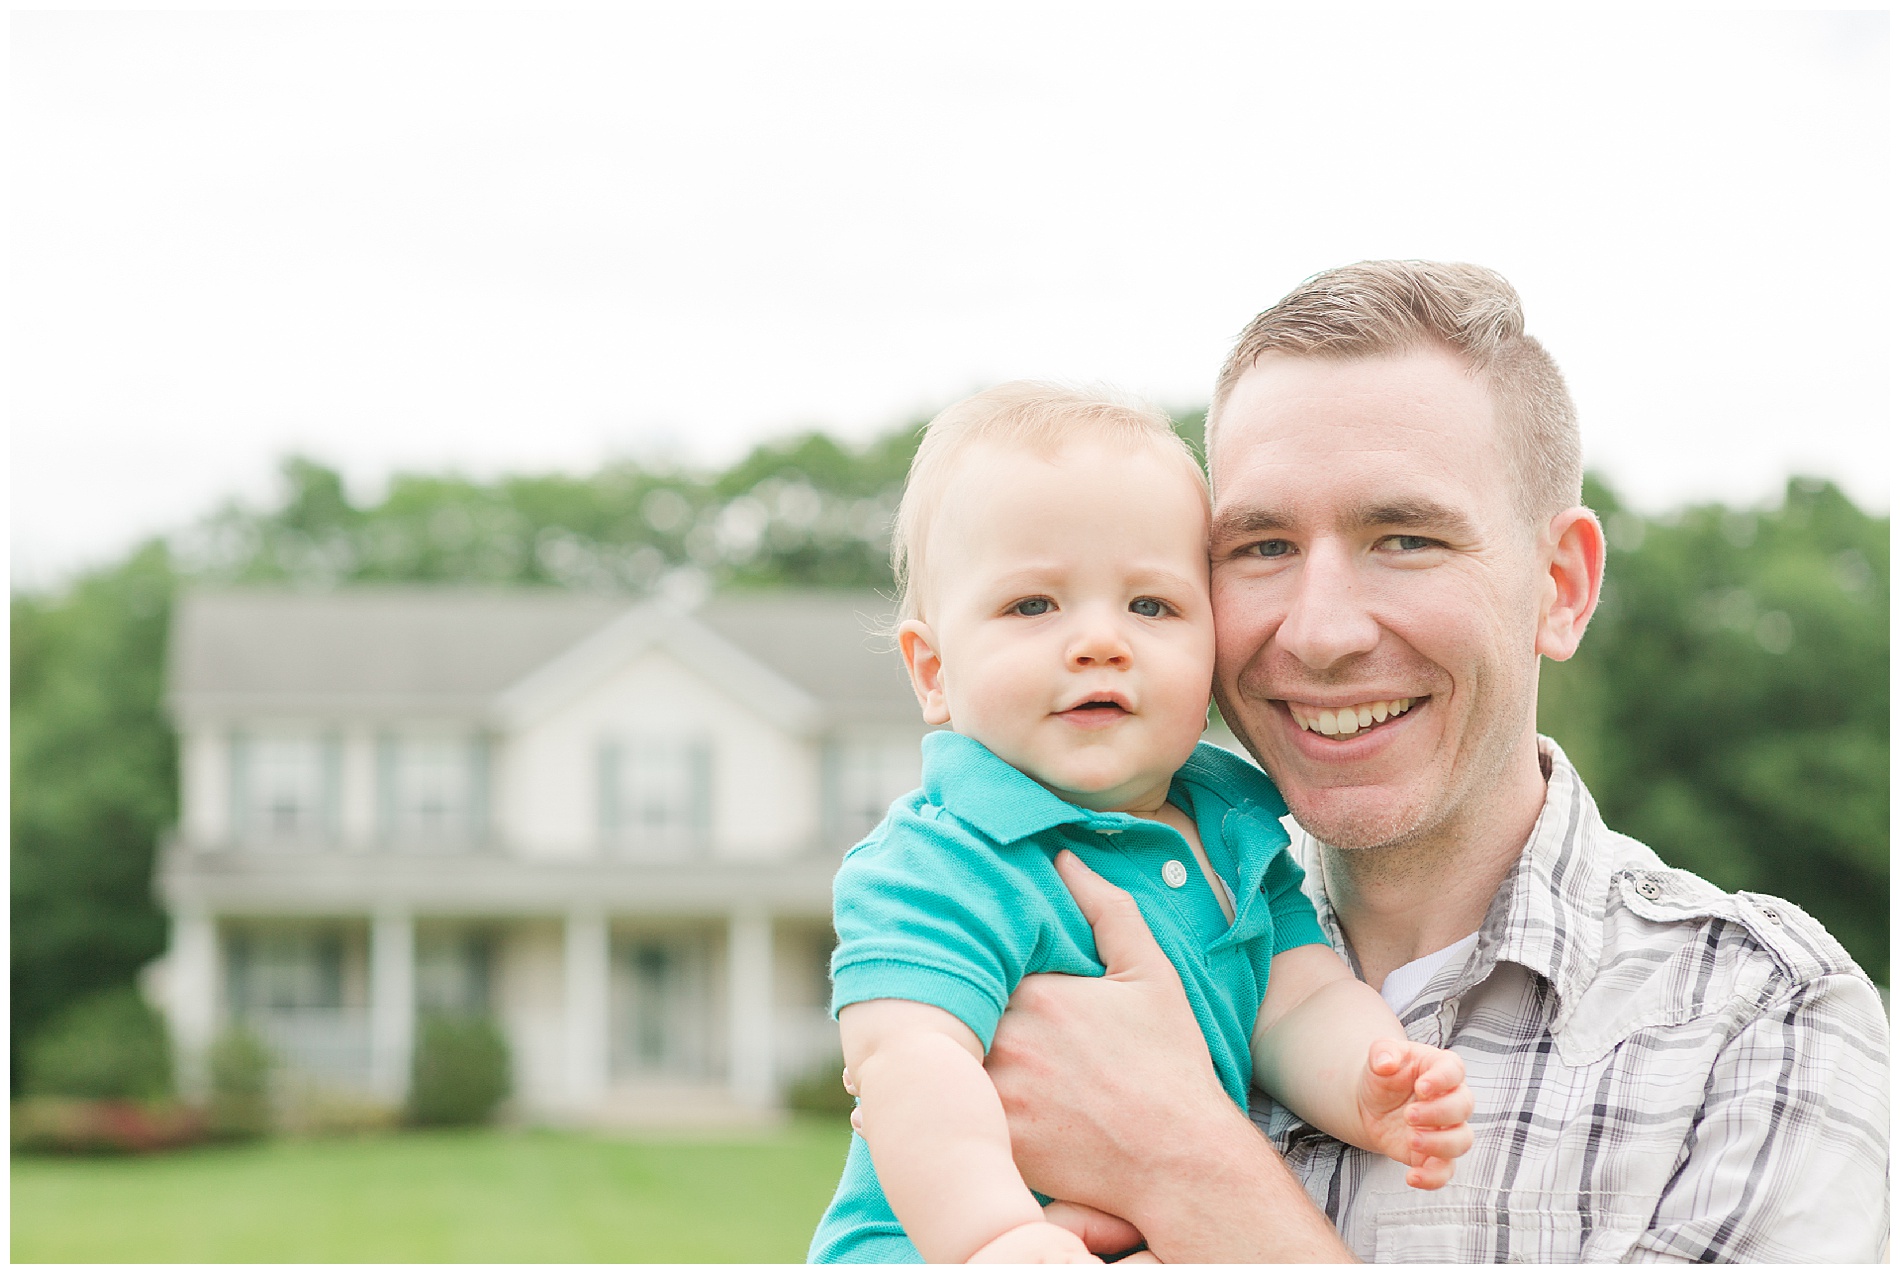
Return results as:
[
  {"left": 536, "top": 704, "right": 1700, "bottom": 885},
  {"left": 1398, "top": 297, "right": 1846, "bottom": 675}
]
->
[
  {"left": 1534, "top": 506, "right": 1606, "bottom": 662},
  {"left": 897, "top": 619, "right": 952, "bottom": 725}
]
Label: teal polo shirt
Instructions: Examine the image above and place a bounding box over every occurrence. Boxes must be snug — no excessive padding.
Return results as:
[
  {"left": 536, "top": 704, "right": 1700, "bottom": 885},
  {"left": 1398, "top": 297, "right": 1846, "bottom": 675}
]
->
[{"left": 809, "top": 730, "right": 1326, "bottom": 1264}]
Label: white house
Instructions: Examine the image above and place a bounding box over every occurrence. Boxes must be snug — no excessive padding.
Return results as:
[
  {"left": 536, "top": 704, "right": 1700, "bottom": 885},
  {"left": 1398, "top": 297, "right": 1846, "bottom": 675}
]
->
[{"left": 152, "top": 587, "right": 928, "bottom": 1123}]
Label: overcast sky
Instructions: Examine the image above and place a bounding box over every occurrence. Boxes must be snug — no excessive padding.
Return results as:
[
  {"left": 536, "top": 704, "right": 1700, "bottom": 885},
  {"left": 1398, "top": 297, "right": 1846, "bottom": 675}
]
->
[{"left": 11, "top": 7, "right": 1891, "bottom": 588}]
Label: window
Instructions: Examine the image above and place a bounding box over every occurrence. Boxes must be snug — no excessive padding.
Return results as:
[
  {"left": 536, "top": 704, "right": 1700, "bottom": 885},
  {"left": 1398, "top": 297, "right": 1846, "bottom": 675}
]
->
[
  {"left": 380, "top": 736, "right": 488, "bottom": 846},
  {"left": 599, "top": 738, "right": 711, "bottom": 855},
  {"left": 825, "top": 738, "right": 923, "bottom": 844},
  {"left": 227, "top": 929, "right": 345, "bottom": 1014},
  {"left": 416, "top": 932, "right": 494, "bottom": 1016},
  {"left": 611, "top": 932, "right": 712, "bottom": 1077},
  {"left": 233, "top": 733, "right": 338, "bottom": 845}
]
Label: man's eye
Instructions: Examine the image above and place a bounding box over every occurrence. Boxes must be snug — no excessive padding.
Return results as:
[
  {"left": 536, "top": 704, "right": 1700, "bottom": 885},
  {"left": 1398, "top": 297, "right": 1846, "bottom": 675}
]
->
[
  {"left": 1381, "top": 535, "right": 1435, "bottom": 552},
  {"left": 1249, "top": 540, "right": 1293, "bottom": 559},
  {"left": 1129, "top": 598, "right": 1169, "bottom": 618},
  {"left": 1010, "top": 597, "right": 1053, "bottom": 616}
]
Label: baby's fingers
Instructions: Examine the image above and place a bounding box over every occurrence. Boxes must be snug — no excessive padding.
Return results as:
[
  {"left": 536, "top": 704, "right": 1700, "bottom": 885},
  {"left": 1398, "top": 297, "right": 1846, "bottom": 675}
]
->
[
  {"left": 1410, "top": 1121, "right": 1474, "bottom": 1166},
  {"left": 1410, "top": 1047, "right": 1467, "bottom": 1099},
  {"left": 1366, "top": 1040, "right": 1425, "bottom": 1095},
  {"left": 1405, "top": 1155, "right": 1458, "bottom": 1191},
  {"left": 1405, "top": 1085, "right": 1474, "bottom": 1130}
]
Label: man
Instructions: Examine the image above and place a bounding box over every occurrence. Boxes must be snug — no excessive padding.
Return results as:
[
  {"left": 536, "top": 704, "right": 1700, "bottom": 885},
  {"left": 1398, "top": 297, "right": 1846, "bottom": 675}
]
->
[{"left": 982, "top": 261, "right": 1890, "bottom": 1262}]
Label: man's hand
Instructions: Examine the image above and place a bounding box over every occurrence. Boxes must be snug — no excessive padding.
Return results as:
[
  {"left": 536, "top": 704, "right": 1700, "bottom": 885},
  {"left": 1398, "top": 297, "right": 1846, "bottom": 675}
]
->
[
  {"left": 986, "top": 850, "right": 1354, "bottom": 1262},
  {"left": 1357, "top": 1040, "right": 1473, "bottom": 1190},
  {"left": 986, "top": 850, "right": 1235, "bottom": 1210}
]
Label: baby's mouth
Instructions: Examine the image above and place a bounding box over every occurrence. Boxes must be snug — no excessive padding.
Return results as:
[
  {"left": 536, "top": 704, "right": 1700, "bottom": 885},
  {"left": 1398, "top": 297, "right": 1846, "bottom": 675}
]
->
[
  {"left": 1059, "top": 695, "right": 1132, "bottom": 722},
  {"left": 1285, "top": 697, "right": 1419, "bottom": 740}
]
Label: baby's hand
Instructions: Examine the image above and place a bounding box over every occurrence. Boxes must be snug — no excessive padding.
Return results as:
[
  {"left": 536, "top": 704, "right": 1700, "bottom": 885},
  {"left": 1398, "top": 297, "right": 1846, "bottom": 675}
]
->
[
  {"left": 1357, "top": 1039, "right": 1473, "bottom": 1190},
  {"left": 968, "top": 1219, "right": 1103, "bottom": 1264}
]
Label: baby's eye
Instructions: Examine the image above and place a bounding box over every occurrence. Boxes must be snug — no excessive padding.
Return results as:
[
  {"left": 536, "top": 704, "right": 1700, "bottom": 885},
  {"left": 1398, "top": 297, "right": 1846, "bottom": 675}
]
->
[
  {"left": 1129, "top": 597, "right": 1170, "bottom": 618},
  {"left": 1010, "top": 597, "right": 1053, "bottom": 617}
]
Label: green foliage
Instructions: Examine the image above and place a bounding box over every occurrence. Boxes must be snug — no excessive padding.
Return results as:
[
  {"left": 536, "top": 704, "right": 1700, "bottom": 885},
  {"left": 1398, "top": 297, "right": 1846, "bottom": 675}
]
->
[
  {"left": 23, "top": 987, "right": 173, "bottom": 1101},
  {"left": 1539, "top": 476, "right": 1889, "bottom": 982},
  {"left": 182, "top": 428, "right": 931, "bottom": 595},
  {"left": 407, "top": 1016, "right": 511, "bottom": 1127},
  {"left": 208, "top": 1027, "right": 274, "bottom": 1139},
  {"left": 783, "top": 1055, "right": 857, "bottom": 1116},
  {"left": 10, "top": 543, "right": 176, "bottom": 1091},
  {"left": 9, "top": 416, "right": 1889, "bottom": 1088}
]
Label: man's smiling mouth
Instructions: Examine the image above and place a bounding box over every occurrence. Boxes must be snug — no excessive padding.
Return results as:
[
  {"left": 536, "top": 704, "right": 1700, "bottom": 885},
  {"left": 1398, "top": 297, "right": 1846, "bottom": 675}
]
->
[{"left": 1285, "top": 697, "right": 1419, "bottom": 740}]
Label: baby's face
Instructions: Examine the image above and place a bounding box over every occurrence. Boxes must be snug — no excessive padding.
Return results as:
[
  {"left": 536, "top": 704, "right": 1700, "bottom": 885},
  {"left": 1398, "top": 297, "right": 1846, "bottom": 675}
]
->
[{"left": 902, "top": 437, "right": 1215, "bottom": 814}]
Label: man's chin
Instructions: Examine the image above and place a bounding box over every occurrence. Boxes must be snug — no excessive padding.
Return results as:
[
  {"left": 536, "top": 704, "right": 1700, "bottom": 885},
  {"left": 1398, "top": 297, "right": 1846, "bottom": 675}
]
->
[{"left": 1282, "top": 789, "right": 1431, "bottom": 854}]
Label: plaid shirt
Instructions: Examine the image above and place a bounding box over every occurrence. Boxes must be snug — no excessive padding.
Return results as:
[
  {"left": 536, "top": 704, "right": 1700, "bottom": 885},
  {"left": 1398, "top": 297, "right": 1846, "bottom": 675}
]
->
[{"left": 1251, "top": 738, "right": 1890, "bottom": 1262}]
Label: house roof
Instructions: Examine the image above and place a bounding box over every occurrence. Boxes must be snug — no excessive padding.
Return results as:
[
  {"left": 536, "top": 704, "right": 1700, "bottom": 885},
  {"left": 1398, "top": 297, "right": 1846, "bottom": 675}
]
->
[{"left": 167, "top": 586, "right": 916, "bottom": 727}]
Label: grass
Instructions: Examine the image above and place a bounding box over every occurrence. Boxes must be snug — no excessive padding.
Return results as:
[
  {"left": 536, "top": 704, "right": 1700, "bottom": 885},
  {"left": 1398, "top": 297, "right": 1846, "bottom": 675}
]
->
[{"left": 10, "top": 1118, "right": 854, "bottom": 1263}]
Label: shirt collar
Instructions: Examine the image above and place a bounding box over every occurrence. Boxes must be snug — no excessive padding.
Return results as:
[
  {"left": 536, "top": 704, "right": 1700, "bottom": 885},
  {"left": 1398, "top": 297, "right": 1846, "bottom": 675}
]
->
[
  {"left": 1469, "top": 738, "right": 1610, "bottom": 1029},
  {"left": 1291, "top": 737, "right": 1611, "bottom": 1026},
  {"left": 920, "top": 730, "right": 1106, "bottom": 843},
  {"left": 920, "top": 732, "right": 1294, "bottom": 951}
]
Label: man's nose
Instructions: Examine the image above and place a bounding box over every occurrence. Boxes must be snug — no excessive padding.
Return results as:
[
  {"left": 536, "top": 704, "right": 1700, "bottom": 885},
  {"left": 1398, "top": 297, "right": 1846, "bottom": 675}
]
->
[
  {"left": 1275, "top": 541, "right": 1380, "bottom": 670},
  {"left": 1067, "top": 609, "right": 1132, "bottom": 668}
]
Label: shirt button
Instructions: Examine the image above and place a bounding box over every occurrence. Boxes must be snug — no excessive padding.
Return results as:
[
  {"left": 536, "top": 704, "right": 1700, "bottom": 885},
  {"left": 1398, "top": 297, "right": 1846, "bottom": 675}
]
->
[
  {"left": 1760, "top": 905, "right": 1782, "bottom": 925},
  {"left": 1636, "top": 874, "right": 1663, "bottom": 900},
  {"left": 1161, "top": 860, "right": 1188, "bottom": 888}
]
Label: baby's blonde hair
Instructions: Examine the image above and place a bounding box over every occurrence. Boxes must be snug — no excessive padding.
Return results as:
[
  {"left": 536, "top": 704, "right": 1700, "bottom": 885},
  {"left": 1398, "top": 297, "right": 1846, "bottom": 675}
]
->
[{"left": 890, "top": 381, "right": 1206, "bottom": 626}]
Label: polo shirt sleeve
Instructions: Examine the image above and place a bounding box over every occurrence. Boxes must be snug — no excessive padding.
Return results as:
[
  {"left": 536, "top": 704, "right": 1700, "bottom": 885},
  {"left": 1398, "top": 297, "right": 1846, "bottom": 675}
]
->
[
  {"left": 1263, "top": 844, "right": 1328, "bottom": 955},
  {"left": 829, "top": 821, "right": 1046, "bottom": 1052}
]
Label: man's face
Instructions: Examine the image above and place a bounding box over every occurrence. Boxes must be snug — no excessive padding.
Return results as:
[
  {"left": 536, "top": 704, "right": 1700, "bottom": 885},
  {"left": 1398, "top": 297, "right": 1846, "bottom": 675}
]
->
[
  {"left": 1207, "top": 348, "right": 1547, "bottom": 853},
  {"left": 903, "top": 438, "right": 1216, "bottom": 813}
]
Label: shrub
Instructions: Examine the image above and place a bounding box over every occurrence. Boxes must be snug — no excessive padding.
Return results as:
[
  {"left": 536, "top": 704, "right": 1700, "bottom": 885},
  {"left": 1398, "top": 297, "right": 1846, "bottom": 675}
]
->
[
  {"left": 783, "top": 1055, "right": 856, "bottom": 1117},
  {"left": 23, "top": 987, "right": 172, "bottom": 1101},
  {"left": 407, "top": 1015, "right": 510, "bottom": 1126},
  {"left": 11, "top": 1096, "right": 205, "bottom": 1155},
  {"left": 207, "top": 1026, "right": 273, "bottom": 1139}
]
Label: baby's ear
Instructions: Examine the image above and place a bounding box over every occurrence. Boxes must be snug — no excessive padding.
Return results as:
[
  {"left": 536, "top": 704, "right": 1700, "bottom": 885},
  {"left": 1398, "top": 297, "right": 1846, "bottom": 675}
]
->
[{"left": 897, "top": 620, "right": 951, "bottom": 725}]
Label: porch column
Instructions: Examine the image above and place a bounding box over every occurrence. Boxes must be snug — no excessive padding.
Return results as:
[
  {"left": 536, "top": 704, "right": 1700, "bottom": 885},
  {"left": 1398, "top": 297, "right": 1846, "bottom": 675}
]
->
[
  {"left": 564, "top": 909, "right": 610, "bottom": 1109},
  {"left": 169, "top": 909, "right": 219, "bottom": 1099},
  {"left": 727, "top": 906, "right": 775, "bottom": 1108},
  {"left": 369, "top": 909, "right": 416, "bottom": 1101}
]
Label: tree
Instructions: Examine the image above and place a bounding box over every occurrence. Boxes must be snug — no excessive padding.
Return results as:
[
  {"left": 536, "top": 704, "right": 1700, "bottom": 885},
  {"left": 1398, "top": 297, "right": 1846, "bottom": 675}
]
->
[
  {"left": 11, "top": 543, "right": 176, "bottom": 1089},
  {"left": 1539, "top": 476, "right": 1888, "bottom": 981},
  {"left": 11, "top": 423, "right": 1888, "bottom": 1086}
]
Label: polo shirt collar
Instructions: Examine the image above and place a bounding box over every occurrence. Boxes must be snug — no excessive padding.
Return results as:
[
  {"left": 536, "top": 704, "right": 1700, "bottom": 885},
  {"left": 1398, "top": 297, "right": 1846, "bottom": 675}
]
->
[
  {"left": 1172, "top": 744, "right": 1293, "bottom": 952},
  {"left": 921, "top": 731, "right": 1295, "bottom": 952},
  {"left": 920, "top": 730, "right": 1100, "bottom": 843}
]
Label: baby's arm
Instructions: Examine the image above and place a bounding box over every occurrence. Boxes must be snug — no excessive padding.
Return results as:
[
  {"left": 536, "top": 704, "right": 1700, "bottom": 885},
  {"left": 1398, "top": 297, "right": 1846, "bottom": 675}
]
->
[
  {"left": 1252, "top": 945, "right": 1473, "bottom": 1188},
  {"left": 841, "top": 998, "right": 1099, "bottom": 1263}
]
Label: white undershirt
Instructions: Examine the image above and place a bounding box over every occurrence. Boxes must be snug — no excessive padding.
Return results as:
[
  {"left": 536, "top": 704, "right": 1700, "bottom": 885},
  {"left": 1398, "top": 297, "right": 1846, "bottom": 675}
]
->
[{"left": 1376, "top": 931, "right": 1481, "bottom": 1014}]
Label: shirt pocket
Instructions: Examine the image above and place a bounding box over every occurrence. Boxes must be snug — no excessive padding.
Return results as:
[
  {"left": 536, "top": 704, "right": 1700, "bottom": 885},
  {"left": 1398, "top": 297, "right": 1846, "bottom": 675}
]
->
[{"left": 1366, "top": 1188, "right": 1651, "bottom": 1263}]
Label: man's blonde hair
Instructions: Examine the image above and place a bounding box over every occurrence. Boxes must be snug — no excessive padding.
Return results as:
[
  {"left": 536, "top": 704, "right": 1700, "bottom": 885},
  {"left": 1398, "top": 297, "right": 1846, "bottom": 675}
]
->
[
  {"left": 890, "top": 381, "right": 1204, "bottom": 625},
  {"left": 1208, "top": 261, "right": 1582, "bottom": 524}
]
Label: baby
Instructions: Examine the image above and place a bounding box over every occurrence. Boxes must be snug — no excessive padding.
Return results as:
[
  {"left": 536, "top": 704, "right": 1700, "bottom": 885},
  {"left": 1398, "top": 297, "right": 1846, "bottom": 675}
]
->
[{"left": 809, "top": 383, "right": 1472, "bottom": 1263}]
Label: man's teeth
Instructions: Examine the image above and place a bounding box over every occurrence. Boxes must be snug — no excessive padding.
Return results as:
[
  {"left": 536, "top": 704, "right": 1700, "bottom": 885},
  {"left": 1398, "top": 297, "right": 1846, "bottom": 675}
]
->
[{"left": 1288, "top": 698, "right": 1416, "bottom": 739}]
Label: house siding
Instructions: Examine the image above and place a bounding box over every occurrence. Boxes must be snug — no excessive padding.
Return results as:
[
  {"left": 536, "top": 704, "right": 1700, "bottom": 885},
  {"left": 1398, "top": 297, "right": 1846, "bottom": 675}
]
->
[{"left": 153, "top": 589, "right": 923, "bottom": 1123}]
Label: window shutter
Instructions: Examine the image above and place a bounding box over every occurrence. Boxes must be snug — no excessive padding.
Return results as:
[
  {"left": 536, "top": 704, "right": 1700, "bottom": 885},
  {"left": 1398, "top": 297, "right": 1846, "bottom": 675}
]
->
[
  {"left": 321, "top": 733, "right": 344, "bottom": 847},
  {"left": 229, "top": 731, "right": 250, "bottom": 843},
  {"left": 469, "top": 735, "right": 492, "bottom": 847},
  {"left": 598, "top": 740, "right": 621, "bottom": 852},
  {"left": 689, "top": 740, "right": 713, "bottom": 855},
  {"left": 376, "top": 735, "right": 398, "bottom": 847}
]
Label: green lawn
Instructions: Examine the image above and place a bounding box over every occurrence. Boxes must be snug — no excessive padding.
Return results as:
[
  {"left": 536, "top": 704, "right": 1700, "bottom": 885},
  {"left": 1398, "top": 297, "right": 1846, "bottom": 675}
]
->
[{"left": 11, "top": 1118, "right": 853, "bottom": 1262}]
